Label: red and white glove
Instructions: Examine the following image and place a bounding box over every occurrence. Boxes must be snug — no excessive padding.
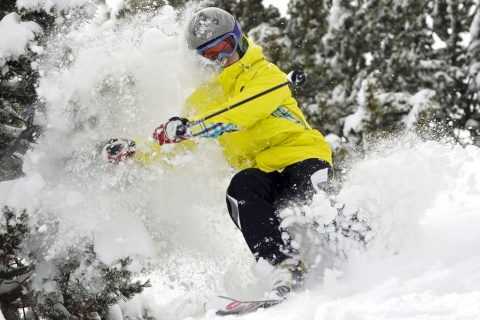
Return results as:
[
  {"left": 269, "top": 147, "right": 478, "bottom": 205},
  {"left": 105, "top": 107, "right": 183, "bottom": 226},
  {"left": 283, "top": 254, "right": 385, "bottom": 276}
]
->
[
  {"left": 152, "top": 117, "right": 189, "bottom": 146},
  {"left": 103, "top": 139, "right": 136, "bottom": 164}
]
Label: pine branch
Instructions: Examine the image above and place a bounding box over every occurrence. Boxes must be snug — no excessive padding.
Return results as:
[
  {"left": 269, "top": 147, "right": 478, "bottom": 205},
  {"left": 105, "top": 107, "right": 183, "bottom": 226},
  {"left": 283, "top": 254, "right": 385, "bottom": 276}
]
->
[{"left": 0, "top": 266, "right": 31, "bottom": 280}]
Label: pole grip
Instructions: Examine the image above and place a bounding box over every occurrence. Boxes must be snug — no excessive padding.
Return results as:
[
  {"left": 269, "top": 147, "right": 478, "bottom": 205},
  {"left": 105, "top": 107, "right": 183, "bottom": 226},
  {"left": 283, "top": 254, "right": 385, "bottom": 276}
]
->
[{"left": 287, "top": 70, "right": 307, "bottom": 86}]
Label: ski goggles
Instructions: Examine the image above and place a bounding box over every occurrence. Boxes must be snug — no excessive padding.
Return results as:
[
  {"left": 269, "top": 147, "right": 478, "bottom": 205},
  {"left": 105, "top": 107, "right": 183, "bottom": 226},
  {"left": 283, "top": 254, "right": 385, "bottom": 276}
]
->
[{"left": 196, "top": 32, "right": 239, "bottom": 63}]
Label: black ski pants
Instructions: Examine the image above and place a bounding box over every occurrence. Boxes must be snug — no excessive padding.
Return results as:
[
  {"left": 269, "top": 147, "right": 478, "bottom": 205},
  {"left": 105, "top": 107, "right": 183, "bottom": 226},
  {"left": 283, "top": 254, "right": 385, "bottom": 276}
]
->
[{"left": 226, "top": 158, "right": 332, "bottom": 265}]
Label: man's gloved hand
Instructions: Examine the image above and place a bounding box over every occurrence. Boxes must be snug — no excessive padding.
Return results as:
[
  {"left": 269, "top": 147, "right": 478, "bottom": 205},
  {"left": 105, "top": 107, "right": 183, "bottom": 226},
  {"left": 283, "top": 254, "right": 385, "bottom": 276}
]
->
[
  {"left": 152, "top": 117, "right": 189, "bottom": 146},
  {"left": 103, "top": 138, "right": 136, "bottom": 164}
]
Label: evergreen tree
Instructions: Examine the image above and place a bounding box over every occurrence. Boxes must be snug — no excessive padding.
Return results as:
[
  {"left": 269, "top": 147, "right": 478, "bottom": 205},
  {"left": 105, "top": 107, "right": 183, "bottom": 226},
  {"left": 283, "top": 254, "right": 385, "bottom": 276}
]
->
[
  {"left": 0, "top": 206, "right": 151, "bottom": 320},
  {"left": 298, "top": 0, "right": 358, "bottom": 136},
  {"left": 284, "top": 0, "right": 331, "bottom": 128},
  {"left": 31, "top": 248, "right": 151, "bottom": 320},
  {"left": 245, "top": 2, "right": 289, "bottom": 67},
  {"left": 354, "top": 0, "right": 440, "bottom": 142},
  {"left": 317, "top": 0, "right": 436, "bottom": 130},
  {"left": 466, "top": 3, "right": 480, "bottom": 145},
  {"left": 298, "top": 0, "right": 442, "bottom": 167},
  {"left": 286, "top": 0, "right": 329, "bottom": 69},
  {"left": 429, "top": 0, "right": 479, "bottom": 145},
  {"left": 0, "top": 0, "right": 54, "bottom": 181},
  {"left": 247, "top": 19, "right": 293, "bottom": 68},
  {"left": 231, "top": 0, "right": 272, "bottom": 32},
  {"left": 0, "top": 207, "right": 32, "bottom": 320}
]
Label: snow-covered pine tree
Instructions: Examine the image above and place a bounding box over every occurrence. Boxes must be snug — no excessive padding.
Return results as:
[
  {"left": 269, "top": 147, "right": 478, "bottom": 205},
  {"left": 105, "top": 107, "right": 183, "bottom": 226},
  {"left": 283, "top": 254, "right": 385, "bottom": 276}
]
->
[
  {"left": 429, "top": 0, "right": 479, "bottom": 145},
  {"left": 0, "top": 0, "right": 54, "bottom": 181},
  {"left": 0, "top": 206, "right": 151, "bottom": 320},
  {"left": 347, "top": 0, "right": 439, "bottom": 139},
  {"left": 283, "top": 0, "right": 331, "bottom": 130},
  {"left": 30, "top": 248, "right": 151, "bottom": 320},
  {"left": 467, "top": 3, "right": 480, "bottom": 145},
  {"left": 314, "top": 0, "right": 440, "bottom": 162},
  {"left": 230, "top": 0, "right": 274, "bottom": 32},
  {"left": 245, "top": 3, "right": 290, "bottom": 68},
  {"left": 0, "top": 207, "right": 32, "bottom": 320}
]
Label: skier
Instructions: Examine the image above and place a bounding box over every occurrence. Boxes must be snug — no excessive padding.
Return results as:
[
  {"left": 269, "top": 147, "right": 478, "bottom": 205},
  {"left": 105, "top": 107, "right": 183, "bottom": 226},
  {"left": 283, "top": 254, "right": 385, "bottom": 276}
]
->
[{"left": 104, "top": 7, "right": 333, "bottom": 299}]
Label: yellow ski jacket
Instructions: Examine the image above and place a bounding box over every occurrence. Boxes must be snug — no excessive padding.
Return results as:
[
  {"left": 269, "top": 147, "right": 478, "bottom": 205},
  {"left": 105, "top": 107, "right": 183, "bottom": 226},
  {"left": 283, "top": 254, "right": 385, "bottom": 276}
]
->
[
  {"left": 184, "top": 37, "right": 332, "bottom": 173},
  {"left": 135, "top": 37, "right": 332, "bottom": 173}
]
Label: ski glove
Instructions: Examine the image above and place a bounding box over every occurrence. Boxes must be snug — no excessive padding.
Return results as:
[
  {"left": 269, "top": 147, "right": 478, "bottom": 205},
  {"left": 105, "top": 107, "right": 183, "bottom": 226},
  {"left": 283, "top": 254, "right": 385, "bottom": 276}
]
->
[
  {"left": 152, "top": 117, "right": 189, "bottom": 146},
  {"left": 103, "top": 138, "right": 136, "bottom": 164}
]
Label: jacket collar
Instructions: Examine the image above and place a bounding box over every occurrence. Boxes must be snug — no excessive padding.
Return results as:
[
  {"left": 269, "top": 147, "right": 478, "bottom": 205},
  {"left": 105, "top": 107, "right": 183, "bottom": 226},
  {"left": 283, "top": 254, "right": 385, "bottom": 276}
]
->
[{"left": 219, "top": 36, "right": 265, "bottom": 81}]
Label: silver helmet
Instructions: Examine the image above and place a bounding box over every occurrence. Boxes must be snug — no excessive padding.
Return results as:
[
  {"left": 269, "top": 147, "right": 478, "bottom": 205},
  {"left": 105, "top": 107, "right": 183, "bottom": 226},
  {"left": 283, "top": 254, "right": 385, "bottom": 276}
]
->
[{"left": 186, "top": 7, "right": 243, "bottom": 51}]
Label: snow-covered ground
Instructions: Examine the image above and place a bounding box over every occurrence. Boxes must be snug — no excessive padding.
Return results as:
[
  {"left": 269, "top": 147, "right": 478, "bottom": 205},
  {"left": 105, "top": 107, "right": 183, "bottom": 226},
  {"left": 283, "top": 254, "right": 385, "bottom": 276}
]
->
[
  {"left": 1, "top": 4, "right": 480, "bottom": 320},
  {"left": 217, "top": 141, "right": 480, "bottom": 320}
]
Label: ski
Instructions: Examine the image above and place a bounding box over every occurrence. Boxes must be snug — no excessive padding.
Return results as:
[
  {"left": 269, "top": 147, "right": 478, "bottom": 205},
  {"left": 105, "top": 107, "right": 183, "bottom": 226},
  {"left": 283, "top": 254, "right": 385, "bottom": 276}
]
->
[{"left": 204, "top": 295, "right": 284, "bottom": 316}]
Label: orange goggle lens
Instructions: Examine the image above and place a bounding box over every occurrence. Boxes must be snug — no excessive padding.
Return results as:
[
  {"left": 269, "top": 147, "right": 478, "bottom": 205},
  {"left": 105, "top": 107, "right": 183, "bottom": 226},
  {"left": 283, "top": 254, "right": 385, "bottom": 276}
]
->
[{"left": 197, "top": 34, "right": 238, "bottom": 62}]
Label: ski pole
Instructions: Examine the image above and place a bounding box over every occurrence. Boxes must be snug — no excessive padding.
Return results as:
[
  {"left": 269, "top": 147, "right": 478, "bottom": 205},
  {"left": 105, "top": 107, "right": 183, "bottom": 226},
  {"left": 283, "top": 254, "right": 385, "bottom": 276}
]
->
[{"left": 188, "top": 70, "right": 306, "bottom": 127}]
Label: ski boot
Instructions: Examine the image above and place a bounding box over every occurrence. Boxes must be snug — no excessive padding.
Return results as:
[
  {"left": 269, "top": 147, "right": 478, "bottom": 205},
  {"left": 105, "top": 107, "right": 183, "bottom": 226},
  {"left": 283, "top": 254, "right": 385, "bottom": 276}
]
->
[{"left": 269, "top": 258, "right": 307, "bottom": 299}]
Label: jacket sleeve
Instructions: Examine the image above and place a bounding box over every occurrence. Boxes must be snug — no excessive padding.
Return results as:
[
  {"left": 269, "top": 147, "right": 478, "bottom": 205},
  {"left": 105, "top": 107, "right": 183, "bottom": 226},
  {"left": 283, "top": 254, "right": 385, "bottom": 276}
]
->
[
  {"left": 132, "top": 139, "right": 197, "bottom": 166},
  {"left": 131, "top": 140, "right": 168, "bottom": 166},
  {"left": 189, "top": 121, "right": 242, "bottom": 138}
]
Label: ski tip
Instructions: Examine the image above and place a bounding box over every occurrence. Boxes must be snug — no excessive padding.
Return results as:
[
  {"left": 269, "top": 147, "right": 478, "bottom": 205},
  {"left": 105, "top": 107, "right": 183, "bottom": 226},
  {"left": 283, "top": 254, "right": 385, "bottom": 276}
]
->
[{"left": 204, "top": 295, "right": 284, "bottom": 316}]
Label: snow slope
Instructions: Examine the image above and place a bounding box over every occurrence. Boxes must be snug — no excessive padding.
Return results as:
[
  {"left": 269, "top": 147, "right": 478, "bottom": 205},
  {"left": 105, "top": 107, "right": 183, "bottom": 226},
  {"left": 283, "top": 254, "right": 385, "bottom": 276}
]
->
[
  {"left": 211, "top": 141, "right": 480, "bottom": 320},
  {"left": 1, "top": 4, "right": 480, "bottom": 320}
]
